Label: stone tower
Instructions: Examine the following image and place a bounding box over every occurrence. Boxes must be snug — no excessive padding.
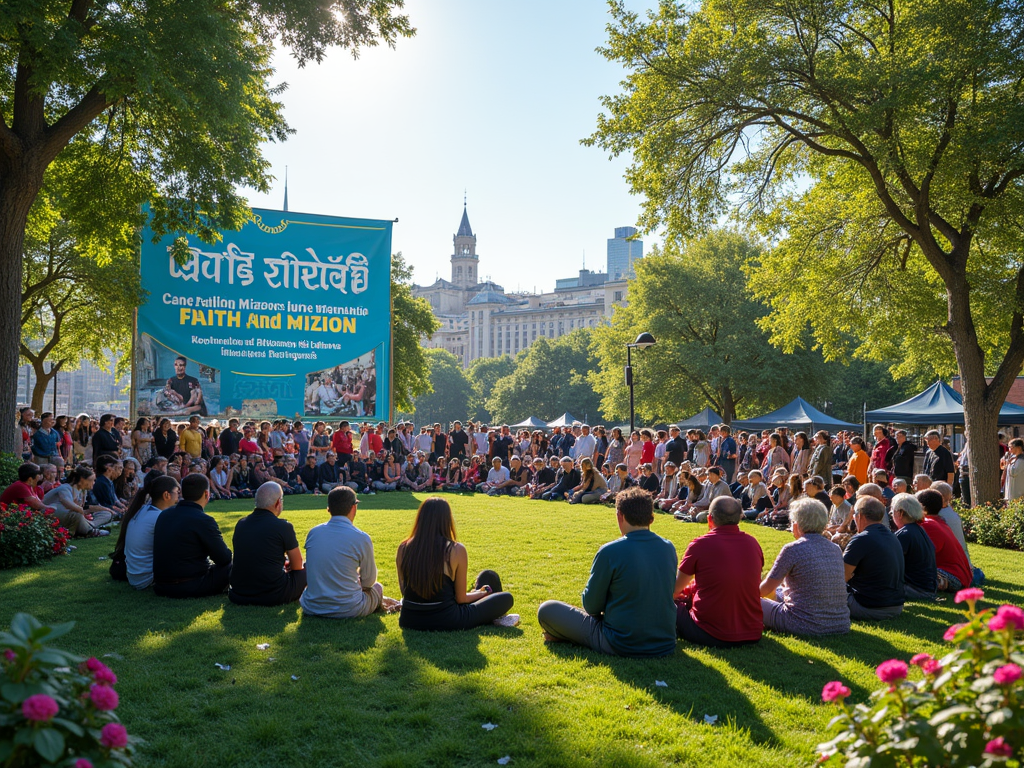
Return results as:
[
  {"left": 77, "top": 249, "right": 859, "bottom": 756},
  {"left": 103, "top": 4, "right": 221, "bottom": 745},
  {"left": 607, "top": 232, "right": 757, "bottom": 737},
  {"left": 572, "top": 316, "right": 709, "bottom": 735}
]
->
[{"left": 451, "top": 202, "right": 478, "bottom": 288}]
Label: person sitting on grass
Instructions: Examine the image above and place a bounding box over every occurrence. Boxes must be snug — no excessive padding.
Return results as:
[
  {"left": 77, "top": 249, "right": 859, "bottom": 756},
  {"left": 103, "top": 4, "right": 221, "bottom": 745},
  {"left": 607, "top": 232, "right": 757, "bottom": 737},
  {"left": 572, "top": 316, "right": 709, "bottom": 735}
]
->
[
  {"left": 152, "top": 473, "right": 233, "bottom": 599},
  {"left": 525, "top": 457, "right": 556, "bottom": 499},
  {"left": 600, "top": 463, "right": 634, "bottom": 504},
  {"left": 397, "top": 497, "right": 516, "bottom": 630},
  {"left": 569, "top": 457, "right": 607, "bottom": 504},
  {"left": 301, "top": 486, "right": 396, "bottom": 618},
  {"left": 916, "top": 489, "right": 973, "bottom": 593},
  {"left": 318, "top": 451, "right": 346, "bottom": 494},
  {"left": 890, "top": 492, "right": 937, "bottom": 601},
  {"left": 42, "top": 466, "right": 112, "bottom": 538},
  {"left": 537, "top": 487, "right": 677, "bottom": 656},
  {"left": 0, "top": 461, "right": 46, "bottom": 510},
  {"left": 843, "top": 497, "right": 905, "bottom": 620},
  {"left": 676, "top": 466, "right": 731, "bottom": 523},
  {"left": 542, "top": 457, "right": 579, "bottom": 501},
  {"left": 759, "top": 498, "right": 851, "bottom": 636},
  {"left": 637, "top": 463, "right": 661, "bottom": 494},
  {"left": 477, "top": 456, "right": 511, "bottom": 495},
  {"left": 930, "top": 481, "right": 973, "bottom": 567},
  {"left": 675, "top": 496, "right": 764, "bottom": 648},
  {"left": 654, "top": 462, "right": 681, "bottom": 512},
  {"left": 504, "top": 456, "right": 530, "bottom": 496},
  {"left": 826, "top": 485, "right": 856, "bottom": 550},
  {"left": 742, "top": 470, "right": 769, "bottom": 518},
  {"left": 118, "top": 472, "right": 179, "bottom": 589},
  {"left": 229, "top": 482, "right": 306, "bottom": 606},
  {"left": 93, "top": 454, "right": 128, "bottom": 517}
]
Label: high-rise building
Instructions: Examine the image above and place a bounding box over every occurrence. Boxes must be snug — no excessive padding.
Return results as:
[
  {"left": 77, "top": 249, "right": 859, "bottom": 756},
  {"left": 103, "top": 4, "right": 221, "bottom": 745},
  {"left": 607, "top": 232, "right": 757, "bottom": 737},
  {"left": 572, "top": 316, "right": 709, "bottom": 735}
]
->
[{"left": 607, "top": 226, "right": 643, "bottom": 280}]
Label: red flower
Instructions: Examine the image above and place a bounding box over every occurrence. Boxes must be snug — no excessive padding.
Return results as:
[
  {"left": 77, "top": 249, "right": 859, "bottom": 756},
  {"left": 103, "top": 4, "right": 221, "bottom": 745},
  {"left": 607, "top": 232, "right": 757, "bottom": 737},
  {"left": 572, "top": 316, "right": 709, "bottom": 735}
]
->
[
  {"left": 876, "top": 660, "right": 908, "bottom": 685},
  {"left": 100, "top": 722, "right": 128, "bottom": 749},
  {"left": 985, "top": 737, "right": 1013, "bottom": 757}
]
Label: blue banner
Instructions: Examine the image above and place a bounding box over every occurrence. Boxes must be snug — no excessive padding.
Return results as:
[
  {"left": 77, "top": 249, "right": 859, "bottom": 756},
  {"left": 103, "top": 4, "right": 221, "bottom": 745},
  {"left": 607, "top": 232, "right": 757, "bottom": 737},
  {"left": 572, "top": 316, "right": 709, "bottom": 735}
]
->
[{"left": 136, "top": 207, "right": 392, "bottom": 423}]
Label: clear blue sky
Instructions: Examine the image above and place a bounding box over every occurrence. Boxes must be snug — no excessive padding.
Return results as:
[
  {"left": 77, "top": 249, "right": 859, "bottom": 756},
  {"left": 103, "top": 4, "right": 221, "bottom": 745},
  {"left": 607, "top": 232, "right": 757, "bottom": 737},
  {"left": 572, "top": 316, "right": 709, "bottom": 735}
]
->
[{"left": 244, "top": 0, "right": 658, "bottom": 293}]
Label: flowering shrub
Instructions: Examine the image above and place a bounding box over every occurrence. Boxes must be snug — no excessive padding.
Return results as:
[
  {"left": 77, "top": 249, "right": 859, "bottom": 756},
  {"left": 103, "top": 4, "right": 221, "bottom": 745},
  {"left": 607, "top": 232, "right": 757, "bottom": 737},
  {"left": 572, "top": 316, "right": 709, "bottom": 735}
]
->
[
  {"left": 0, "top": 454, "right": 19, "bottom": 490},
  {"left": 0, "top": 613, "right": 138, "bottom": 766},
  {"left": 958, "top": 499, "right": 1024, "bottom": 551},
  {"left": 0, "top": 504, "right": 69, "bottom": 570},
  {"left": 819, "top": 590, "right": 1024, "bottom": 767}
]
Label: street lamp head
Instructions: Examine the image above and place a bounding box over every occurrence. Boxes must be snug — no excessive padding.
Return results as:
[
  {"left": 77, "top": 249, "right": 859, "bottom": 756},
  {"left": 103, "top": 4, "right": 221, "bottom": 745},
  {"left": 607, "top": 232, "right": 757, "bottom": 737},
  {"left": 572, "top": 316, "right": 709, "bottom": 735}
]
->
[{"left": 632, "top": 332, "right": 656, "bottom": 350}]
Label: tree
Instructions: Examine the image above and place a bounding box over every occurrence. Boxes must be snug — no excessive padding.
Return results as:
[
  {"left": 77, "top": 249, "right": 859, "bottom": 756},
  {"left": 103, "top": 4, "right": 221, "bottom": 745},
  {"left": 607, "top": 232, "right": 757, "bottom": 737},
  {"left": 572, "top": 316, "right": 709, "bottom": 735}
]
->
[
  {"left": 21, "top": 217, "right": 142, "bottom": 412},
  {"left": 0, "top": 0, "right": 413, "bottom": 452},
  {"left": 465, "top": 355, "right": 516, "bottom": 423},
  {"left": 392, "top": 252, "right": 441, "bottom": 415},
  {"left": 590, "top": 230, "right": 826, "bottom": 424},
  {"left": 487, "top": 329, "right": 604, "bottom": 425},
  {"left": 817, "top": 359, "right": 921, "bottom": 426},
  {"left": 410, "top": 349, "right": 473, "bottom": 426},
  {"left": 589, "top": 0, "right": 1024, "bottom": 503}
]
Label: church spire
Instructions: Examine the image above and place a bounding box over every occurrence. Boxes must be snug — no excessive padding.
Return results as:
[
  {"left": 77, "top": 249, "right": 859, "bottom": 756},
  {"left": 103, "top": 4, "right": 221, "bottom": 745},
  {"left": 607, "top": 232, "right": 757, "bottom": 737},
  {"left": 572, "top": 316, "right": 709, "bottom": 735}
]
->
[{"left": 457, "top": 198, "right": 473, "bottom": 238}]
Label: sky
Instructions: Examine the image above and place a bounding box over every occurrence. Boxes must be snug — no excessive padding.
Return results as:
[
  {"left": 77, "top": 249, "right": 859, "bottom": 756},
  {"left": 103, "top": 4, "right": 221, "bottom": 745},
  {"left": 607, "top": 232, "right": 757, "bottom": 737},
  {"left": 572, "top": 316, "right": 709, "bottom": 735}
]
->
[{"left": 244, "top": 0, "right": 658, "bottom": 293}]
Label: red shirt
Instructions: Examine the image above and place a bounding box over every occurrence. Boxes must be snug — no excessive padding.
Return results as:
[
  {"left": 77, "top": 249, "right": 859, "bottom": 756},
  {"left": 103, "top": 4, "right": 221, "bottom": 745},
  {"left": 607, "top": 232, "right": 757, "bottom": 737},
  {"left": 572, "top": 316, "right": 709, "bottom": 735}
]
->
[
  {"left": 640, "top": 440, "right": 656, "bottom": 464},
  {"left": 367, "top": 433, "right": 383, "bottom": 456},
  {"left": 921, "top": 516, "right": 972, "bottom": 589},
  {"left": 239, "top": 438, "right": 260, "bottom": 455},
  {"left": 0, "top": 481, "right": 43, "bottom": 506},
  {"left": 870, "top": 438, "right": 891, "bottom": 472},
  {"left": 332, "top": 429, "right": 353, "bottom": 456},
  {"left": 679, "top": 525, "right": 764, "bottom": 642}
]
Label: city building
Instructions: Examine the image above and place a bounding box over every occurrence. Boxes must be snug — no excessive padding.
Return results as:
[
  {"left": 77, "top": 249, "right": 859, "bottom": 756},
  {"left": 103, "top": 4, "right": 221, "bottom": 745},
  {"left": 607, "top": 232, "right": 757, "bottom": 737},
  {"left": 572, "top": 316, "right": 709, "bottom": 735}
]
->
[
  {"left": 18, "top": 352, "right": 130, "bottom": 416},
  {"left": 413, "top": 205, "right": 629, "bottom": 367},
  {"left": 607, "top": 225, "right": 644, "bottom": 280}
]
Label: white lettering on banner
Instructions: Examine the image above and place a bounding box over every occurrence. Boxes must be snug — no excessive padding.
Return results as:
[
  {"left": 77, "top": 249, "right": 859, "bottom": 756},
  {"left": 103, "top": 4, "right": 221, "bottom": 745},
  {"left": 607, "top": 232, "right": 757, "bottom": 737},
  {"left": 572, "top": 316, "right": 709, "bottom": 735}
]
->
[
  {"left": 168, "top": 243, "right": 255, "bottom": 286},
  {"left": 170, "top": 242, "right": 371, "bottom": 296}
]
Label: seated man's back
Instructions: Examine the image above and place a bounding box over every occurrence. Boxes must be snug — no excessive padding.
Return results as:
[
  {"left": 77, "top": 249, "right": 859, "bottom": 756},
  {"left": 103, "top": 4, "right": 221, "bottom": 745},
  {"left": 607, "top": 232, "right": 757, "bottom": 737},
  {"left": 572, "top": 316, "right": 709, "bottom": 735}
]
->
[
  {"left": 843, "top": 497, "right": 905, "bottom": 619},
  {"left": 153, "top": 474, "right": 232, "bottom": 598},
  {"left": 230, "top": 482, "right": 306, "bottom": 606}
]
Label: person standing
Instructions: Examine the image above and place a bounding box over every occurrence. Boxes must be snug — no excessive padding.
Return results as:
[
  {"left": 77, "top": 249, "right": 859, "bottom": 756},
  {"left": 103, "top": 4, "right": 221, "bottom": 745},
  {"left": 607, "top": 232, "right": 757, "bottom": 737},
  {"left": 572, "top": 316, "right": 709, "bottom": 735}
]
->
[
  {"left": 538, "top": 488, "right": 677, "bottom": 656},
  {"left": 180, "top": 415, "right": 204, "bottom": 460},
  {"left": 331, "top": 421, "right": 354, "bottom": 468},
  {"left": 91, "top": 413, "right": 120, "bottom": 459},
  {"left": 448, "top": 421, "right": 470, "bottom": 461},
  {"left": 229, "top": 482, "right": 306, "bottom": 606},
  {"left": 891, "top": 430, "right": 917, "bottom": 486},
  {"left": 808, "top": 431, "right": 834, "bottom": 483},
  {"left": 152, "top": 474, "right": 232, "bottom": 598},
  {"left": 1003, "top": 438, "right": 1024, "bottom": 501},
  {"left": 219, "top": 419, "right": 243, "bottom": 457},
  {"left": 923, "top": 430, "right": 955, "bottom": 485}
]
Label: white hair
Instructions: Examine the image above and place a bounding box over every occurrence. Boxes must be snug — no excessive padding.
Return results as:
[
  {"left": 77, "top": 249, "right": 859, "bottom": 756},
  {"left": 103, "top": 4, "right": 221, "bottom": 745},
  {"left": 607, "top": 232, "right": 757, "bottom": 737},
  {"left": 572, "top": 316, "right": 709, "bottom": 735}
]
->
[
  {"left": 931, "top": 481, "right": 953, "bottom": 502},
  {"left": 891, "top": 492, "right": 924, "bottom": 523},
  {"left": 789, "top": 498, "right": 827, "bottom": 534},
  {"left": 255, "top": 481, "right": 283, "bottom": 510}
]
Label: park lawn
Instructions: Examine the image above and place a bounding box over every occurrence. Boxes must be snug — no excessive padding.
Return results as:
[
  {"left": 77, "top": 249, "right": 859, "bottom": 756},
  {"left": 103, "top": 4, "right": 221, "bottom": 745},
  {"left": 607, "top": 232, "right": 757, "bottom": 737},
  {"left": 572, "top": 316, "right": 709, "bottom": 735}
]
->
[{"left": 2, "top": 494, "right": 1023, "bottom": 768}]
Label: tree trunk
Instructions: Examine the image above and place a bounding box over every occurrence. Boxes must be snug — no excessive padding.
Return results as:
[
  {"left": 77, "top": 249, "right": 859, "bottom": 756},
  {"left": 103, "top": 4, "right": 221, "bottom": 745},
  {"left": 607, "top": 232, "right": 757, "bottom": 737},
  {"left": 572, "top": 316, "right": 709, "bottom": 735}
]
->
[
  {"left": 720, "top": 387, "right": 736, "bottom": 424},
  {"left": 0, "top": 170, "right": 43, "bottom": 455},
  {"left": 28, "top": 359, "right": 56, "bottom": 414}
]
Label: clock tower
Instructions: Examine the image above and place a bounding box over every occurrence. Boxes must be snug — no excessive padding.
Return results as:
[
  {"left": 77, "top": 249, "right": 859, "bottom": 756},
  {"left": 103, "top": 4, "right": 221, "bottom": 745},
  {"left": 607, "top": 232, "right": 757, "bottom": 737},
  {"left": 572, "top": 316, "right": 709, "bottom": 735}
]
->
[{"left": 451, "top": 201, "right": 479, "bottom": 288}]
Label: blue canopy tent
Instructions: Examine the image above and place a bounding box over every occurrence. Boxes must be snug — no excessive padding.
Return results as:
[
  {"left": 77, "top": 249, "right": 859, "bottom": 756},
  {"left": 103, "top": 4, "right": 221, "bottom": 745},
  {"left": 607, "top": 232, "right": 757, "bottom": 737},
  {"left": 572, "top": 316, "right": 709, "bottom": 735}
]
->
[
  {"left": 546, "top": 412, "right": 581, "bottom": 428},
  {"left": 865, "top": 380, "right": 1024, "bottom": 426},
  {"left": 731, "top": 397, "right": 860, "bottom": 432},
  {"left": 676, "top": 407, "right": 724, "bottom": 431},
  {"left": 511, "top": 416, "right": 548, "bottom": 428}
]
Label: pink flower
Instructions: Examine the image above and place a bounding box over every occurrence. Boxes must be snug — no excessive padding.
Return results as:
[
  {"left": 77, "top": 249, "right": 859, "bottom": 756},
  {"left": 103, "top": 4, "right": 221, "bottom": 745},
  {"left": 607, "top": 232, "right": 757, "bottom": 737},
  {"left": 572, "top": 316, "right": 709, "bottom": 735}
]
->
[
  {"left": 910, "top": 653, "right": 933, "bottom": 667},
  {"left": 944, "top": 623, "right": 967, "bottom": 641},
  {"left": 985, "top": 737, "right": 1013, "bottom": 757},
  {"left": 76, "top": 760, "right": 94, "bottom": 768},
  {"left": 955, "top": 588, "right": 984, "bottom": 605},
  {"left": 89, "top": 683, "right": 119, "bottom": 711},
  {"left": 922, "top": 659, "right": 943, "bottom": 676},
  {"left": 994, "top": 664, "right": 1023, "bottom": 687},
  {"left": 100, "top": 722, "right": 128, "bottom": 749},
  {"left": 821, "top": 681, "right": 851, "bottom": 703},
  {"left": 2, "top": 648, "right": 14, "bottom": 661},
  {"left": 876, "top": 659, "right": 909, "bottom": 685},
  {"left": 92, "top": 664, "right": 117, "bottom": 685},
  {"left": 990, "top": 605, "right": 1024, "bottom": 632},
  {"left": 83, "top": 657, "right": 104, "bottom": 673},
  {"left": 22, "top": 693, "right": 59, "bottom": 722}
]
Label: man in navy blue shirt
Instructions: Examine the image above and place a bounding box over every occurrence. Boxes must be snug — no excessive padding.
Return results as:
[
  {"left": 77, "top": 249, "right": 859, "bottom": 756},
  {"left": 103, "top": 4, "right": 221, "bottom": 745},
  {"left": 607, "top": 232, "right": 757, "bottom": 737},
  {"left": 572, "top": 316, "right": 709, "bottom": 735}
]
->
[{"left": 153, "top": 474, "right": 232, "bottom": 598}]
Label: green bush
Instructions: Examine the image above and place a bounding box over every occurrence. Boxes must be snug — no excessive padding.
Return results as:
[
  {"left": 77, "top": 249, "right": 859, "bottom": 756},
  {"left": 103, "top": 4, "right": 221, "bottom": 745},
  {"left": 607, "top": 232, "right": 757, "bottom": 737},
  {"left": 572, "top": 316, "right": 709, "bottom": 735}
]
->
[
  {"left": 959, "top": 499, "right": 1024, "bottom": 552},
  {"left": 819, "top": 590, "right": 1024, "bottom": 767},
  {"left": 0, "top": 452, "right": 20, "bottom": 489}
]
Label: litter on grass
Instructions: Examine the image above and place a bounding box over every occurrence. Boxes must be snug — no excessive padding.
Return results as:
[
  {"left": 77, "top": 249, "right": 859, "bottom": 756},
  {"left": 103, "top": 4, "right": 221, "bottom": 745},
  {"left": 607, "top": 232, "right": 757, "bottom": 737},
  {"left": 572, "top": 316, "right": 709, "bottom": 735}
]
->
[
  {"left": 655, "top": 680, "right": 668, "bottom": 688},
  {"left": 102, "top": 653, "right": 124, "bottom": 661},
  {"left": 704, "top": 714, "right": 719, "bottom": 725},
  {"left": 497, "top": 757, "right": 511, "bottom": 765},
  {"left": 291, "top": 675, "right": 300, "bottom": 681},
  {"left": 97, "top": 556, "right": 107, "bottom": 561},
  {"left": 256, "top": 643, "right": 270, "bottom": 650},
  {"left": 482, "top": 723, "right": 498, "bottom": 731},
  {"left": 214, "top": 663, "right": 231, "bottom": 671}
]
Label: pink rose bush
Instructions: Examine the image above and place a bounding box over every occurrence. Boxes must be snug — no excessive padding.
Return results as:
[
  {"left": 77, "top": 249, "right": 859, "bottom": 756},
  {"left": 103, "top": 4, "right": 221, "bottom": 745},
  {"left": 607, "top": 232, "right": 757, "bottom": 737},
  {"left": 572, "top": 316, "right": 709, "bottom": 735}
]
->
[
  {"left": 1, "top": 612, "right": 138, "bottom": 765},
  {"left": 819, "top": 590, "right": 1024, "bottom": 767}
]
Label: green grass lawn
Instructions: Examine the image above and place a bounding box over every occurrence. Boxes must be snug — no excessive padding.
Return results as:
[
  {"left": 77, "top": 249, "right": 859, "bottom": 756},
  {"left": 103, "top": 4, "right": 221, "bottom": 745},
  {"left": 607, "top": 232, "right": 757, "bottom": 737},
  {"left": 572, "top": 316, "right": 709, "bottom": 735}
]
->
[{"left": 3, "top": 493, "right": 1023, "bottom": 768}]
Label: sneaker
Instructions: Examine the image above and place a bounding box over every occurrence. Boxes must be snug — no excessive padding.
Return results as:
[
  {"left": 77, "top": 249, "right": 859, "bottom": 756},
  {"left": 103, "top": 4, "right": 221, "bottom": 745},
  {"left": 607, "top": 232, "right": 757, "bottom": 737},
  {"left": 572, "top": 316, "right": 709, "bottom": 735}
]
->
[
  {"left": 493, "top": 614, "right": 520, "bottom": 628},
  {"left": 367, "top": 491, "right": 376, "bottom": 495},
  {"left": 88, "top": 529, "right": 110, "bottom": 537}
]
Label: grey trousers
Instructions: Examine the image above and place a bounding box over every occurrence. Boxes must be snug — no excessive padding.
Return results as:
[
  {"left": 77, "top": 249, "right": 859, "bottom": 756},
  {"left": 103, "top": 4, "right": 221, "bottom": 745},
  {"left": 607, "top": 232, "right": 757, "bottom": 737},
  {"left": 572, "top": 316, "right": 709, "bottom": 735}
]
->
[
  {"left": 537, "top": 600, "right": 617, "bottom": 655},
  {"left": 56, "top": 507, "right": 112, "bottom": 536},
  {"left": 847, "top": 593, "right": 903, "bottom": 620}
]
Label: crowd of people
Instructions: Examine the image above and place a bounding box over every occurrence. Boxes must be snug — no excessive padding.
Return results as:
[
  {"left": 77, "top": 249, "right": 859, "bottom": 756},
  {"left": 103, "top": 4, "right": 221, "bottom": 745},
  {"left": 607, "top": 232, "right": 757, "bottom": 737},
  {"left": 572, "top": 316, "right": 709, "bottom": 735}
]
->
[{"left": 5, "top": 407, "right": 1017, "bottom": 653}]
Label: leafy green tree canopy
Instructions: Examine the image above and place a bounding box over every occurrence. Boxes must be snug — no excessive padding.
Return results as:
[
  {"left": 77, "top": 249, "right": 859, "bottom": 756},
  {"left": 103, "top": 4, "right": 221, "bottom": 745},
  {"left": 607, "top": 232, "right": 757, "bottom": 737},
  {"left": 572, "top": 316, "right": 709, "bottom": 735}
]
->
[
  {"left": 466, "top": 355, "right": 516, "bottom": 423},
  {"left": 411, "top": 348, "right": 473, "bottom": 427},
  {"left": 590, "top": 230, "right": 824, "bottom": 424},
  {"left": 487, "top": 329, "right": 604, "bottom": 426},
  {"left": 588, "top": 0, "right": 1024, "bottom": 503}
]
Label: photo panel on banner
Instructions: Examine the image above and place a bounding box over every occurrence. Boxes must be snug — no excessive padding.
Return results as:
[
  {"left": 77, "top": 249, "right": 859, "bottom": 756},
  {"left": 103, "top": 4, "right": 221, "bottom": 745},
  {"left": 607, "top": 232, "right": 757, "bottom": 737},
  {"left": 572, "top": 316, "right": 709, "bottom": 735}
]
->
[{"left": 136, "top": 207, "right": 392, "bottom": 423}]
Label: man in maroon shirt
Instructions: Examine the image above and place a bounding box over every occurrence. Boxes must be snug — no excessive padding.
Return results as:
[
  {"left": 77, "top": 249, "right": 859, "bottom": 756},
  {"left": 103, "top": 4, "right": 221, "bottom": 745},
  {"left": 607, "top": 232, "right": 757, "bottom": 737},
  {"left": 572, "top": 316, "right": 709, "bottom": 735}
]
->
[
  {"left": 675, "top": 496, "right": 764, "bottom": 648},
  {"left": 330, "top": 421, "right": 354, "bottom": 468},
  {"left": 0, "top": 462, "right": 46, "bottom": 510}
]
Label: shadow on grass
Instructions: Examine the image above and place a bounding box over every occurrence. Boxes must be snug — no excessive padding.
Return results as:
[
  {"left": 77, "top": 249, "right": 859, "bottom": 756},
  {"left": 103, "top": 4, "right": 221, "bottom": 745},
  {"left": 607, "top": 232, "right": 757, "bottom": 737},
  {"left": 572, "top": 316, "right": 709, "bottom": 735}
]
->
[{"left": 400, "top": 624, "right": 525, "bottom": 674}]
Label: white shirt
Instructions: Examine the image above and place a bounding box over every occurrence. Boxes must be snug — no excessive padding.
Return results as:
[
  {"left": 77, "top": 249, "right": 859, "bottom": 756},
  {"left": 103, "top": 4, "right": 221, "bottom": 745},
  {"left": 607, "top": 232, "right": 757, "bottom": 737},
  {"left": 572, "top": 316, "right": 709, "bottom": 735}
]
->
[
  {"left": 125, "top": 503, "right": 165, "bottom": 590},
  {"left": 415, "top": 433, "right": 433, "bottom": 453},
  {"left": 474, "top": 432, "right": 490, "bottom": 455},
  {"left": 573, "top": 433, "right": 597, "bottom": 462},
  {"left": 486, "top": 466, "right": 510, "bottom": 484},
  {"left": 300, "top": 516, "right": 377, "bottom": 618}
]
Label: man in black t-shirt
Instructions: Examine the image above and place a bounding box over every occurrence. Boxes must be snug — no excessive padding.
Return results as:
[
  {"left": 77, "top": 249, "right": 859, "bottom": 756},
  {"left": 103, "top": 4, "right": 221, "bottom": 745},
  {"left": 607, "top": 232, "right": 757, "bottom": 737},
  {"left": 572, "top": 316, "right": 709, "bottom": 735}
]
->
[
  {"left": 843, "top": 497, "right": 905, "bottom": 620},
  {"left": 167, "top": 356, "right": 207, "bottom": 416},
  {"left": 890, "top": 430, "right": 918, "bottom": 483},
  {"left": 229, "top": 482, "right": 306, "bottom": 606},
  {"left": 489, "top": 426, "right": 514, "bottom": 469},
  {"left": 922, "top": 430, "right": 955, "bottom": 484},
  {"left": 665, "top": 426, "right": 687, "bottom": 466},
  {"left": 220, "top": 419, "right": 242, "bottom": 456},
  {"left": 448, "top": 421, "right": 470, "bottom": 460}
]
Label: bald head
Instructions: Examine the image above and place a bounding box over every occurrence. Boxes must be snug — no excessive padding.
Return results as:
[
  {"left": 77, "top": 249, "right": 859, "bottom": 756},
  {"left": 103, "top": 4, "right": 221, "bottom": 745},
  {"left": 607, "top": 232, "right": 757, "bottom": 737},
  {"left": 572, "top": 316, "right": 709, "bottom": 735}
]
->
[{"left": 709, "top": 496, "right": 743, "bottom": 526}]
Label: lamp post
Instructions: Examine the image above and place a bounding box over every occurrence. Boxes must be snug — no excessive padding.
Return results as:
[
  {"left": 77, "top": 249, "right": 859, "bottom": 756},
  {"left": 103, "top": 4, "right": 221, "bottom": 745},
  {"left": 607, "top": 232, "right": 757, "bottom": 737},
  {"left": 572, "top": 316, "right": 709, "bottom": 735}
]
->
[{"left": 625, "top": 332, "right": 656, "bottom": 435}]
